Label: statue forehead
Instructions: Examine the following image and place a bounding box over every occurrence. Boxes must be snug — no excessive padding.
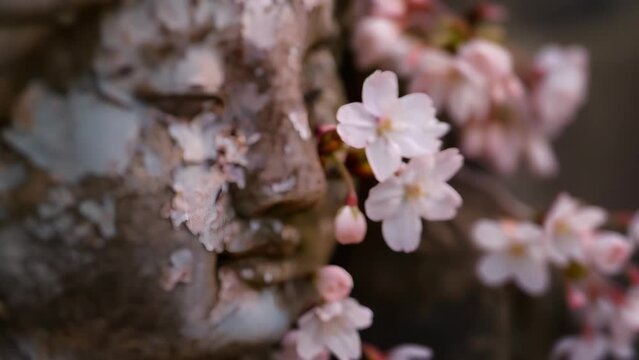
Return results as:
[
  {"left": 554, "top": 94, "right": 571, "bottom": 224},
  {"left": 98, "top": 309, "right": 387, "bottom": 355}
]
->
[{"left": 95, "top": 0, "right": 316, "bottom": 96}]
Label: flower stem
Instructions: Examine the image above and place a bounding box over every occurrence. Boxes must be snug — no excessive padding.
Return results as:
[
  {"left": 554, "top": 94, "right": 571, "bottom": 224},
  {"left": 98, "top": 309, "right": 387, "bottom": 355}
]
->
[{"left": 330, "top": 153, "right": 357, "bottom": 204}]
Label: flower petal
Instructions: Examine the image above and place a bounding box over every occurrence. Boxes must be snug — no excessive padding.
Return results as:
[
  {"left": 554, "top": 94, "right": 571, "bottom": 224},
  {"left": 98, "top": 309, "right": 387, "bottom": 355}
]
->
[
  {"left": 364, "top": 177, "right": 404, "bottom": 221},
  {"left": 365, "top": 138, "right": 402, "bottom": 181},
  {"left": 342, "top": 298, "right": 374, "bottom": 329},
  {"left": 476, "top": 253, "right": 511, "bottom": 286},
  {"left": 432, "top": 148, "right": 463, "bottom": 182},
  {"left": 297, "top": 318, "right": 326, "bottom": 360},
  {"left": 513, "top": 257, "right": 549, "bottom": 295},
  {"left": 362, "top": 70, "right": 399, "bottom": 116},
  {"left": 386, "top": 93, "right": 448, "bottom": 157},
  {"left": 415, "top": 183, "right": 462, "bottom": 221},
  {"left": 324, "top": 327, "right": 361, "bottom": 360},
  {"left": 336, "top": 103, "right": 378, "bottom": 148},
  {"left": 569, "top": 206, "right": 607, "bottom": 231},
  {"left": 382, "top": 207, "right": 422, "bottom": 252},
  {"left": 472, "top": 219, "right": 509, "bottom": 251}
]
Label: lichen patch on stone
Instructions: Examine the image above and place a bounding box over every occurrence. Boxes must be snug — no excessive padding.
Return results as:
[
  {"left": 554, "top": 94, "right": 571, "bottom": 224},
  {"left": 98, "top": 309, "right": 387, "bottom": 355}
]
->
[{"left": 3, "top": 84, "right": 140, "bottom": 183}]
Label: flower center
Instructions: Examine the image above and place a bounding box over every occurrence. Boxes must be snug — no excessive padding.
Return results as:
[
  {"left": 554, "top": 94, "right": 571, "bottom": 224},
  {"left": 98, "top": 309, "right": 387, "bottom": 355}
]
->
[
  {"left": 555, "top": 220, "right": 571, "bottom": 236},
  {"left": 404, "top": 183, "right": 423, "bottom": 200},
  {"left": 377, "top": 117, "right": 394, "bottom": 135},
  {"left": 509, "top": 243, "right": 526, "bottom": 257}
]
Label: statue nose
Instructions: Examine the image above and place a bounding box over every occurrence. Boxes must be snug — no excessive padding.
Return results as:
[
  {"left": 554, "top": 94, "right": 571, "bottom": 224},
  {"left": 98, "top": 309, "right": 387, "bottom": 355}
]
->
[{"left": 231, "top": 107, "right": 327, "bottom": 218}]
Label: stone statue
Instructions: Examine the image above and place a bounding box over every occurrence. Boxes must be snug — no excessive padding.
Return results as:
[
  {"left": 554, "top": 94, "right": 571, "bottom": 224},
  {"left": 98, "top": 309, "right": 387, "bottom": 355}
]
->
[{"left": 0, "top": 1, "right": 347, "bottom": 358}]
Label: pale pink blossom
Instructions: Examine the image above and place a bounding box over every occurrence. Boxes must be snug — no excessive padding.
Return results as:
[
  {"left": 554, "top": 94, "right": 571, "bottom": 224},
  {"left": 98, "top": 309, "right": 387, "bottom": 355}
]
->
[
  {"left": 472, "top": 219, "right": 549, "bottom": 295},
  {"left": 532, "top": 45, "right": 588, "bottom": 136},
  {"left": 364, "top": 149, "right": 463, "bottom": 252},
  {"left": 315, "top": 265, "right": 354, "bottom": 302},
  {"left": 296, "top": 298, "right": 373, "bottom": 360},
  {"left": 524, "top": 132, "right": 559, "bottom": 177},
  {"left": 337, "top": 70, "right": 449, "bottom": 181},
  {"left": 370, "top": 0, "right": 406, "bottom": 18},
  {"left": 410, "top": 49, "right": 490, "bottom": 125},
  {"left": 610, "top": 319, "right": 636, "bottom": 359},
  {"left": 458, "top": 39, "right": 514, "bottom": 82},
  {"left": 543, "top": 193, "right": 608, "bottom": 267},
  {"left": 621, "top": 288, "right": 639, "bottom": 330},
  {"left": 461, "top": 118, "right": 523, "bottom": 175},
  {"left": 334, "top": 205, "right": 367, "bottom": 245},
  {"left": 388, "top": 344, "right": 433, "bottom": 360},
  {"left": 352, "top": 19, "right": 402, "bottom": 70},
  {"left": 628, "top": 211, "right": 639, "bottom": 243},
  {"left": 587, "top": 231, "right": 633, "bottom": 275},
  {"left": 278, "top": 330, "right": 329, "bottom": 360},
  {"left": 551, "top": 334, "right": 608, "bottom": 360}
]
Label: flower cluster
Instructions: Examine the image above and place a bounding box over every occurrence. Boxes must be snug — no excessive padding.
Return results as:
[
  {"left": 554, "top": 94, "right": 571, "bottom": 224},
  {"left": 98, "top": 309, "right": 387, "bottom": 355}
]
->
[
  {"left": 351, "top": 0, "right": 588, "bottom": 176},
  {"left": 472, "top": 193, "right": 639, "bottom": 359},
  {"left": 334, "top": 70, "right": 463, "bottom": 252},
  {"left": 280, "top": 266, "right": 373, "bottom": 360}
]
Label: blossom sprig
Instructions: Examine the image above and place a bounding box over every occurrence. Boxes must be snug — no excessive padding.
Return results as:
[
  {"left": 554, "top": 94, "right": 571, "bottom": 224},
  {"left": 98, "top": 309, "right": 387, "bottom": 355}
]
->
[
  {"left": 351, "top": 0, "right": 588, "bottom": 177},
  {"left": 279, "top": 265, "right": 373, "bottom": 360},
  {"left": 472, "top": 193, "right": 639, "bottom": 359},
  {"left": 330, "top": 70, "right": 463, "bottom": 253}
]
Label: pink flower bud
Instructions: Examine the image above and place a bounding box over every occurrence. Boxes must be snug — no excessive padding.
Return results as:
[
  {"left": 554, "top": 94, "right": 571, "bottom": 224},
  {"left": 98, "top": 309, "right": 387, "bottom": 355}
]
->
[
  {"left": 315, "top": 265, "right": 353, "bottom": 302},
  {"left": 334, "top": 205, "right": 367, "bottom": 245}
]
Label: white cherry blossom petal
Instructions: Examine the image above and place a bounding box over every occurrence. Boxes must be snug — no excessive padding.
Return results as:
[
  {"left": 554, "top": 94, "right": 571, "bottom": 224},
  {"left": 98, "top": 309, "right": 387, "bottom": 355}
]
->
[
  {"left": 324, "top": 329, "right": 361, "bottom": 360},
  {"left": 432, "top": 148, "right": 464, "bottom": 182},
  {"left": 382, "top": 207, "right": 422, "bottom": 253},
  {"left": 364, "top": 178, "right": 404, "bottom": 221},
  {"left": 362, "top": 70, "right": 399, "bottom": 117},
  {"left": 342, "top": 298, "right": 374, "bottom": 328},
  {"left": 415, "top": 184, "right": 462, "bottom": 221},
  {"left": 512, "top": 256, "right": 549, "bottom": 295},
  {"left": 365, "top": 137, "right": 402, "bottom": 181},
  {"left": 477, "top": 253, "right": 511, "bottom": 286},
  {"left": 472, "top": 219, "right": 509, "bottom": 251},
  {"left": 336, "top": 103, "right": 378, "bottom": 148}
]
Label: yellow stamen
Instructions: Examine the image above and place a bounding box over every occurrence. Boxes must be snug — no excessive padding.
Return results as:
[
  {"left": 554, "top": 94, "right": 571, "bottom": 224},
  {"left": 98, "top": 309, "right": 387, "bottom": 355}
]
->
[
  {"left": 404, "top": 183, "right": 423, "bottom": 200},
  {"left": 377, "top": 117, "right": 393, "bottom": 135}
]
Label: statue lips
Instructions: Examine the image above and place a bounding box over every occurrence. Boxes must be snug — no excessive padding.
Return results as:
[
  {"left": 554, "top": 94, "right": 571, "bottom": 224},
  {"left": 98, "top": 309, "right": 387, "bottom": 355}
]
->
[{"left": 217, "top": 216, "right": 311, "bottom": 286}]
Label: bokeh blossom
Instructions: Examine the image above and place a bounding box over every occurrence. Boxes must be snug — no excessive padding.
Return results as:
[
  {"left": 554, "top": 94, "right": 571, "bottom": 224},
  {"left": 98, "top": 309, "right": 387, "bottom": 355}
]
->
[
  {"left": 532, "top": 45, "right": 589, "bottom": 136},
  {"left": 472, "top": 219, "right": 549, "bottom": 295},
  {"left": 365, "top": 148, "right": 463, "bottom": 252},
  {"left": 336, "top": 70, "right": 449, "bottom": 181},
  {"left": 296, "top": 298, "right": 373, "bottom": 360},
  {"left": 543, "top": 193, "right": 608, "bottom": 267}
]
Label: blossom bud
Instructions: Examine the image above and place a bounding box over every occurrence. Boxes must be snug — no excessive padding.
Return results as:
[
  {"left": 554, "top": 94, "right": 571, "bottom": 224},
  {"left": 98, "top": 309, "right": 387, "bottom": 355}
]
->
[
  {"left": 315, "top": 265, "right": 354, "bottom": 302},
  {"left": 335, "top": 205, "right": 367, "bottom": 245}
]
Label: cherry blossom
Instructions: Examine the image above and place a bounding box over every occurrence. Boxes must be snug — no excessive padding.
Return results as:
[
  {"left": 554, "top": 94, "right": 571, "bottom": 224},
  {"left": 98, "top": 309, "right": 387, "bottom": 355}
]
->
[
  {"left": 587, "top": 231, "right": 633, "bottom": 275},
  {"left": 458, "top": 40, "right": 514, "bottom": 84},
  {"left": 352, "top": 18, "right": 402, "bottom": 70},
  {"left": 315, "top": 266, "right": 354, "bottom": 302},
  {"left": 387, "top": 344, "right": 433, "bottom": 360},
  {"left": 532, "top": 45, "right": 588, "bottom": 136},
  {"left": 278, "top": 330, "right": 329, "bottom": 360},
  {"left": 621, "top": 288, "right": 639, "bottom": 330},
  {"left": 543, "top": 193, "right": 607, "bottom": 267},
  {"left": 472, "top": 219, "right": 549, "bottom": 295},
  {"left": 409, "top": 49, "right": 490, "bottom": 125},
  {"left": 334, "top": 205, "right": 367, "bottom": 245},
  {"left": 296, "top": 298, "right": 373, "bottom": 360},
  {"left": 364, "top": 148, "right": 463, "bottom": 252},
  {"left": 551, "top": 335, "right": 608, "bottom": 360},
  {"left": 336, "top": 70, "right": 449, "bottom": 181}
]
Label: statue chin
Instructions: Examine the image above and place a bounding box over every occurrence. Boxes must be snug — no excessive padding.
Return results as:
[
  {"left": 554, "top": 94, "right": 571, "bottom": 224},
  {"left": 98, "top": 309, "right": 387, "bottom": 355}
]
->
[{"left": 0, "top": 0, "right": 343, "bottom": 358}]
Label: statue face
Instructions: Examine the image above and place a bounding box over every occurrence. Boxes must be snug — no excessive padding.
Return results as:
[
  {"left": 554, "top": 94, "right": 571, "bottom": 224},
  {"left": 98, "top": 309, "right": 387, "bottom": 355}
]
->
[{"left": 0, "top": 0, "right": 345, "bottom": 358}]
